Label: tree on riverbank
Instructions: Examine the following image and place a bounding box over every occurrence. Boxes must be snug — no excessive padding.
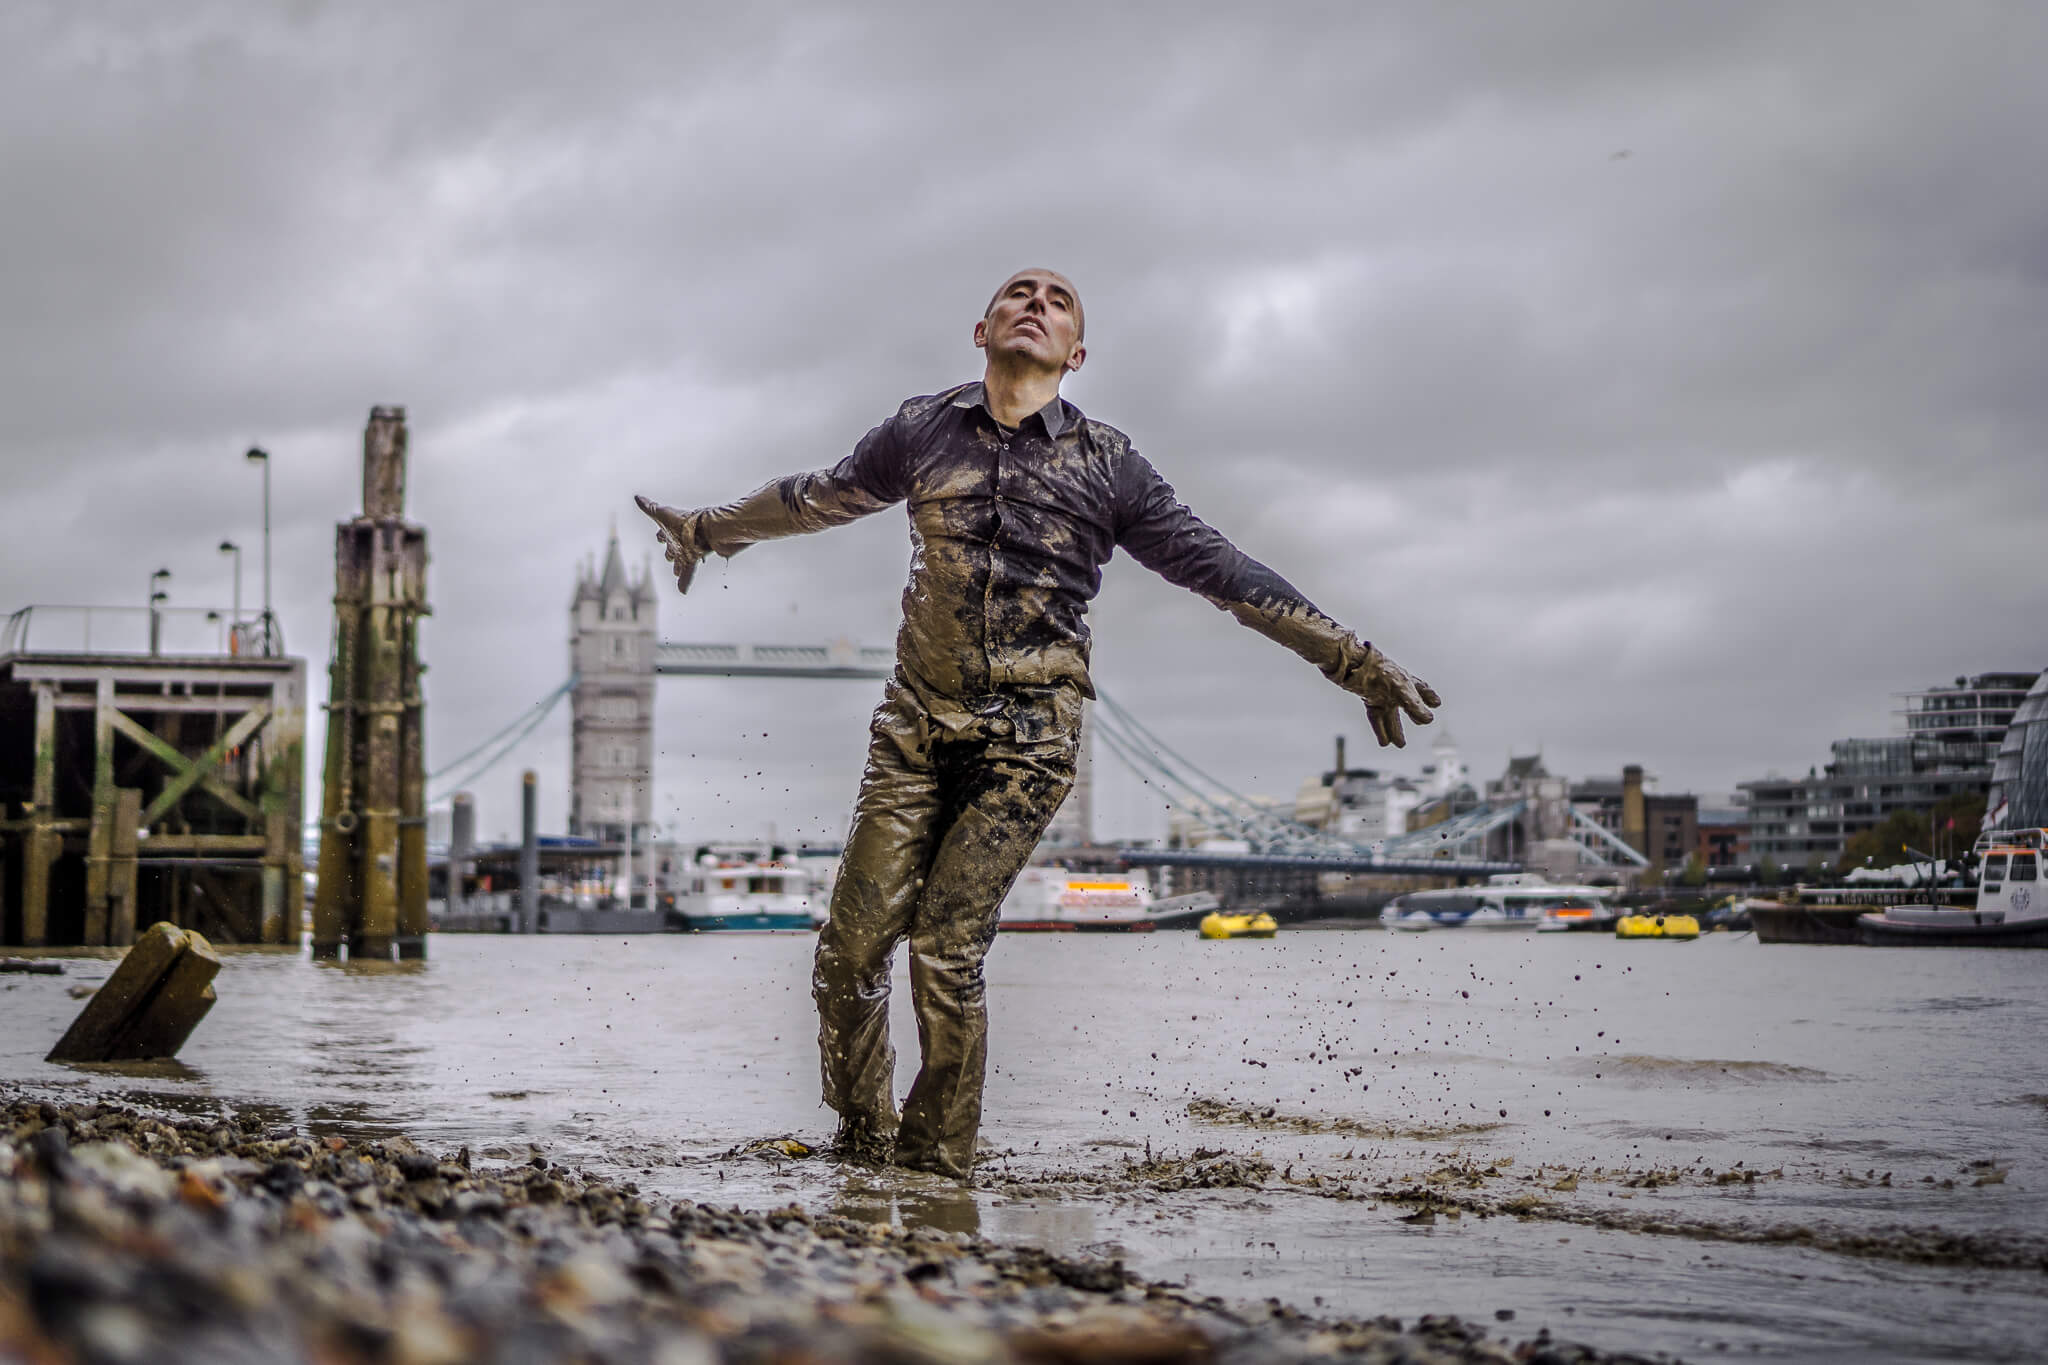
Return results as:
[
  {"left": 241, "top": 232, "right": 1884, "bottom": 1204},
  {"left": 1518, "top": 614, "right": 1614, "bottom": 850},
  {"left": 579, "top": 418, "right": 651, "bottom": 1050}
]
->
[{"left": 1836, "top": 795, "right": 1986, "bottom": 873}]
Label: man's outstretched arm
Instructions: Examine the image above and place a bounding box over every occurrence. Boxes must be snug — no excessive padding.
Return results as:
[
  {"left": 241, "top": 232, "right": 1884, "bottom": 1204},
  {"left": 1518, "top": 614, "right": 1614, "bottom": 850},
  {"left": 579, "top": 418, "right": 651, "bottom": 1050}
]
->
[
  {"left": 1112, "top": 449, "right": 1440, "bottom": 747},
  {"left": 635, "top": 417, "right": 908, "bottom": 593}
]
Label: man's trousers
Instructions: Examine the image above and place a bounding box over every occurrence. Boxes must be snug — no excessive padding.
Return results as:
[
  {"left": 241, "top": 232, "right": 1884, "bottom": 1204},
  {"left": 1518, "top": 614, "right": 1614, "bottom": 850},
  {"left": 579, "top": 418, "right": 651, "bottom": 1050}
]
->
[{"left": 812, "top": 676, "right": 1080, "bottom": 1178}]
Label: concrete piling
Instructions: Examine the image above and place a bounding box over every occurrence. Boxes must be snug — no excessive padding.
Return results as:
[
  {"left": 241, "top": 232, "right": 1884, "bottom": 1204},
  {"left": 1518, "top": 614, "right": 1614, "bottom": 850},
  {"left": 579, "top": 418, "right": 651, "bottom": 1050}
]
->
[
  {"left": 519, "top": 771, "right": 539, "bottom": 933},
  {"left": 47, "top": 920, "right": 221, "bottom": 1063},
  {"left": 311, "top": 408, "right": 431, "bottom": 960},
  {"left": 449, "top": 792, "right": 474, "bottom": 920}
]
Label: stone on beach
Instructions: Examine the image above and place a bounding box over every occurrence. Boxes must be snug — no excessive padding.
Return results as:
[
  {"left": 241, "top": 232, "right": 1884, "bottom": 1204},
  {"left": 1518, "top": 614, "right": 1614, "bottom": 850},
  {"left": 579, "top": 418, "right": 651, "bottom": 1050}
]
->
[{"left": 0, "top": 1093, "right": 1656, "bottom": 1365}]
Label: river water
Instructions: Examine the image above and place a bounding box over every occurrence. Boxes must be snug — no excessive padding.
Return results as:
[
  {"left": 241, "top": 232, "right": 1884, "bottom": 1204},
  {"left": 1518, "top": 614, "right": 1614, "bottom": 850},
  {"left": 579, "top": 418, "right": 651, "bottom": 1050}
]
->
[{"left": 5, "top": 929, "right": 2045, "bottom": 1362}]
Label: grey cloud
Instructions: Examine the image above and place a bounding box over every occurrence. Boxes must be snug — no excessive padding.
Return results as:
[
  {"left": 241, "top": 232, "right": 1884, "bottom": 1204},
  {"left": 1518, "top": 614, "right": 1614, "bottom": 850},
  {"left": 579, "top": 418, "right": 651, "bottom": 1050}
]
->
[{"left": 3, "top": 1, "right": 2043, "bottom": 839}]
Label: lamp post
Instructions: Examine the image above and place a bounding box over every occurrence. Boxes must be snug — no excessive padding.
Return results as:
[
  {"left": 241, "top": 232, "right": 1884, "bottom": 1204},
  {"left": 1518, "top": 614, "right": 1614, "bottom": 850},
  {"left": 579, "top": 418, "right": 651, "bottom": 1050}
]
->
[
  {"left": 148, "top": 567, "right": 170, "bottom": 656},
  {"left": 218, "top": 540, "right": 242, "bottom": 654},
  {"left": 245, "top": 447, "right": 274, "bottom": 654}
]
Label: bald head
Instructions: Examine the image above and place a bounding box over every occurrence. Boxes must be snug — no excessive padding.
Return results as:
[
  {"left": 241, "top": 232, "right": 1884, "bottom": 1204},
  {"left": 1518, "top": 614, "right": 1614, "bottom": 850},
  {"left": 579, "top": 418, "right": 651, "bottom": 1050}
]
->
[{"left": 985, "top": 268, "right": 1083, "bottom": 343}]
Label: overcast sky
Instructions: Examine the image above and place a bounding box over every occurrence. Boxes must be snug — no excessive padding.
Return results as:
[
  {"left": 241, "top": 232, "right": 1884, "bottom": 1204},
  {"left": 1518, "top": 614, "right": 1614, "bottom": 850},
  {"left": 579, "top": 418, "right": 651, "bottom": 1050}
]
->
[{"left": 4, "top": 2, "right": 2043, "bottom": 844}]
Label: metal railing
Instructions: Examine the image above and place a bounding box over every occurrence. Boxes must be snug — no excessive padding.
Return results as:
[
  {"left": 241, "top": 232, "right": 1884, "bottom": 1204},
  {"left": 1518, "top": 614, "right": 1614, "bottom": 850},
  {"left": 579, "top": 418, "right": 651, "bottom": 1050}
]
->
[{"left": 2, "top": 604, "right": 273, "bottom": 659}]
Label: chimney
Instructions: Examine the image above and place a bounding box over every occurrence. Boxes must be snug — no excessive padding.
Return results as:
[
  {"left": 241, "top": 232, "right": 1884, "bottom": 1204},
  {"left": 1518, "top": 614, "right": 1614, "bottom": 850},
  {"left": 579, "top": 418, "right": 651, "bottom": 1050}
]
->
[
  {"left": 1622, "top": 764, "right": 1647, "bottom": 855},
  {"left": 1333, "top": 734, "right": 1346, "bottom": 782}
]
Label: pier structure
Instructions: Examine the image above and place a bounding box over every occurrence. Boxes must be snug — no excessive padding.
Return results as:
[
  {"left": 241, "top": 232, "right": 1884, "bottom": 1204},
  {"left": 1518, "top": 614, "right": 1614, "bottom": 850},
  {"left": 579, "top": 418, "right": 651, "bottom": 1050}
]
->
[
  {"left": 0, "top": 611, "right": 306, "bottom": 948},
  {"left": 311, "top": 408, "right": 430, "bottom": 960}
]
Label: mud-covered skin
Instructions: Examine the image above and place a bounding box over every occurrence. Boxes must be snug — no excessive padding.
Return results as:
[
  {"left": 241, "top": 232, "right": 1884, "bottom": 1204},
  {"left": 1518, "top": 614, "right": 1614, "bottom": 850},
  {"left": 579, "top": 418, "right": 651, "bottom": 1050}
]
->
[
  {"left": 814, "top": 676, "right": 1080, "bottom": 1179},
  {"left": 690, "top": 382, "right": 1390, "bottom": 704}
]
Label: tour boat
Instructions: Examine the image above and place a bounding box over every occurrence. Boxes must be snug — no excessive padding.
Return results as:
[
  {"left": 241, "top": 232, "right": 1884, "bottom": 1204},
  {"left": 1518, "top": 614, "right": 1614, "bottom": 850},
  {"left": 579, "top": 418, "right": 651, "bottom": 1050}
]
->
[
  {"left": 998, "top": 868, "right": 1157, "bottom": 932},
  {"left": 1382, "top": 874, "right": 1615, "bottom": 933},
  {"left": 669, "top": 857, "right": 819, "bottom": 932},
  {"left": 1857, "top": 828, "right": 2048, "bottom": 948}
]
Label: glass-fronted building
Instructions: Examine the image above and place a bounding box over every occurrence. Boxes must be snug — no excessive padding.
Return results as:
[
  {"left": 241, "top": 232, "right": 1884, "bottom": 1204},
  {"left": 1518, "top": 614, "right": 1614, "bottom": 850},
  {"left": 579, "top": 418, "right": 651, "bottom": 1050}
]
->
[{"left": 1987, "top": 672, "right": 2048, "bottom": 831}]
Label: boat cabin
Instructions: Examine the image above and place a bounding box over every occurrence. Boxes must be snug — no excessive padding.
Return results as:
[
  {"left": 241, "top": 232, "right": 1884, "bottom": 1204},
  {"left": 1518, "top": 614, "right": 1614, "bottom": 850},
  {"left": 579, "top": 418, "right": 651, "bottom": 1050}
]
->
[{"left": 1975, "top": 828, "right": 2045, "bottom": 924}]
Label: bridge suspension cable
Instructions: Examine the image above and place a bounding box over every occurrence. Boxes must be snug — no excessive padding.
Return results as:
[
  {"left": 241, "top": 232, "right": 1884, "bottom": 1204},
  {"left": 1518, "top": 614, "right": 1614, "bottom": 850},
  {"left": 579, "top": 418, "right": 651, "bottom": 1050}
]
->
[{"left": 426, "top": 675, "right": 577, "bottom": 806}]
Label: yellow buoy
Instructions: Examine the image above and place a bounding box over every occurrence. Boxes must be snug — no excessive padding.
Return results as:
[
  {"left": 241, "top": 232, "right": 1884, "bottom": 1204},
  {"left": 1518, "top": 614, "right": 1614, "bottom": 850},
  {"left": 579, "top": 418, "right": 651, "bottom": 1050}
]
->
[
  {"left": 1615, "top": 913, "right": 1700, "bottom": 940},
  {"left": 1200, "top": 911, "right": 1278, "bottom": 939}
]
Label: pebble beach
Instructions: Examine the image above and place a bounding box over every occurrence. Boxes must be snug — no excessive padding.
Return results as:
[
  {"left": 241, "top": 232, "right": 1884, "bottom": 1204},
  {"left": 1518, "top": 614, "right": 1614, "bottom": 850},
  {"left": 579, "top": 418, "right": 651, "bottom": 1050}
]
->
[{"left": 0, "top": 1093, "right": 1652, "bottom": 1364}]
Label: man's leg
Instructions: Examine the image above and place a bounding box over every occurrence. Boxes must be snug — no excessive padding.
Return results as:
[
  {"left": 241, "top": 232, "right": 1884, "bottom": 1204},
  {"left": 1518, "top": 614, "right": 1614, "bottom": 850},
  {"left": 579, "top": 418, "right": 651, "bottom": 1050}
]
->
[
  {"left": 894, "top": 737, "right": 1075, "bottom": 1177},
  {"left": 813, "top": 685, "right": 939, "bottom": 1151}
]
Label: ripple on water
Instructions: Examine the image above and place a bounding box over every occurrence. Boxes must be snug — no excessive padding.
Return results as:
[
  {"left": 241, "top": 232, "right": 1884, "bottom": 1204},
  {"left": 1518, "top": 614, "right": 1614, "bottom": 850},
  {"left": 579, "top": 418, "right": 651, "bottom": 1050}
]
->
[
  {"left": 1577, "top": 1056, "right": 1830, "bottom": 1084},
  {"left": 1894, "top": 995, "right": 2019, "bottom": 1014}
]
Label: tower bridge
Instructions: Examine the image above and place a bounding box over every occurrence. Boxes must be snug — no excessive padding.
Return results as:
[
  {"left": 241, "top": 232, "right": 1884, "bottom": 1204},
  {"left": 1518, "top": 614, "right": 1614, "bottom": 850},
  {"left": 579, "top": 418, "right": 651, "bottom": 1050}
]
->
[{"left": 558, "top": 528, "right": 1641, "bottom": 882}]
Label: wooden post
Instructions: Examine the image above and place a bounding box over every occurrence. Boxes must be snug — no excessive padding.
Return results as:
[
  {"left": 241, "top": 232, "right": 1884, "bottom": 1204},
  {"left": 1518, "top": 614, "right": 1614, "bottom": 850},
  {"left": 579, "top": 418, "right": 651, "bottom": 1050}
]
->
[
  {"left": 21, "top": 683, "right": 57, "bottom": 946},
  {"left": 109, "top": 787, "right": 141, "bottom": 946},
  {"left": 395, "top": 558, "right": 428, "bottom": 958},
  {"left": 47, "top": 921, "right": 221, "bottom": 1063},
  {"left": 311, "top": 565, "right": 358, "bottom": 959},
  {"left": 312, "top": 407, "right": 429, "bottom": 959},
  {"left": 83, "top": 678, "right": 117, "bottom": 945}
]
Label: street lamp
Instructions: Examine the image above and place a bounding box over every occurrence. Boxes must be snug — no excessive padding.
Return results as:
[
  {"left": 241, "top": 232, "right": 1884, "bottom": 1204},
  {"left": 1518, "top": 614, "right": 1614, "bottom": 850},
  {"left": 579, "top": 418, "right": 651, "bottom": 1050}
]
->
[
  {"left": 205, "top": 610, "right": 224, "bottom": 654},
  {"left": 218, "top": 540, "right": 242, "bottom": 654},
  {"left": 245, "top": 447, "right": 276, "bottom": 655},
  {"left": 148, "top": 567, "right": 171, "bottom": 656}
]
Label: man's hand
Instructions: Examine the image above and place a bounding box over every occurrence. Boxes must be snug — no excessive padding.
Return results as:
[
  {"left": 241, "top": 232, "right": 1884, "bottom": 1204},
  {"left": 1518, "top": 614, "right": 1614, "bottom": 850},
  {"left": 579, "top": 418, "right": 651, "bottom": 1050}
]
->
[
  {"left": 634, "top": 495, "right": 711, "bottom": 594},
  {"left": 1348, "top": 645, "right": 1441, "bottom": 749}
]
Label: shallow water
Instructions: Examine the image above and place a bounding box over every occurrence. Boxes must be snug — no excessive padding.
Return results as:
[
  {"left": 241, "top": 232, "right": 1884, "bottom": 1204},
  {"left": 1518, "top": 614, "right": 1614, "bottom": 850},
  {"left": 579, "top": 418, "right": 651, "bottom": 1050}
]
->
[{"left": 6, "top": 929, "right": 2046, "bottom": 1362}]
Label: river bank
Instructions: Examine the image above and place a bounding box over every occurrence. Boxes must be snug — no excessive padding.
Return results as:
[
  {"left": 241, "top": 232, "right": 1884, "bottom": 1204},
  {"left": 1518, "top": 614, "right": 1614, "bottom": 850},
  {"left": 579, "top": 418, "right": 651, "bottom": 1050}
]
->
[{"left": 0, "top": 1092, "right": 1647, "bottom": 1364}]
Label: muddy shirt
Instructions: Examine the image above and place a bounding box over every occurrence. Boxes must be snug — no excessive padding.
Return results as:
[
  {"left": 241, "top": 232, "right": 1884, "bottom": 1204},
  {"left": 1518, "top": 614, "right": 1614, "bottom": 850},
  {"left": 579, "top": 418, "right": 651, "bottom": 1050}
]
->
[{"left": 694, "top": 381, "right": 1378, "bottom": 710}]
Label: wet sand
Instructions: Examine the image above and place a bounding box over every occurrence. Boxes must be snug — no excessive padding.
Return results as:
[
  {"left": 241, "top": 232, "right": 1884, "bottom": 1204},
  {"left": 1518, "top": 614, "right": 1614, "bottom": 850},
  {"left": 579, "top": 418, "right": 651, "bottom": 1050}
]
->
[{"left": 0, "top": 1093, "right": 1645, "bottom": 1363}]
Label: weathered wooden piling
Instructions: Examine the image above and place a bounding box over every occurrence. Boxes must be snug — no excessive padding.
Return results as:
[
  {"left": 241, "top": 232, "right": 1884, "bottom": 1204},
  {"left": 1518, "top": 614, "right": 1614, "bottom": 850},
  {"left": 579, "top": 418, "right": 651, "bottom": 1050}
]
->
[
  {"left": 47, "top": 920, "right": 221, "bottom": 1062},
  {"left": 312, "top": 408, "right": 431, "bottom": 960}
]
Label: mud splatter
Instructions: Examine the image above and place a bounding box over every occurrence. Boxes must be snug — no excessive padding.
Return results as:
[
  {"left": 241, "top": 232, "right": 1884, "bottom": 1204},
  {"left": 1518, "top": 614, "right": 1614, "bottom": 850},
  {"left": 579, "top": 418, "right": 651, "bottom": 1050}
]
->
[{"left": 1186, "top": 1096, "right": 1504, "bottom": 1140}]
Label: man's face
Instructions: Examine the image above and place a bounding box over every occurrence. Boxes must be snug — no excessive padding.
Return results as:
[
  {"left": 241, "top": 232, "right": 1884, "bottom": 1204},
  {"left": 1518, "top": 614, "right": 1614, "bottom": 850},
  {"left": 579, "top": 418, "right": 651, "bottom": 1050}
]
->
[{"left": 975, "top": 270, "right": 1085, "bottom": 374}]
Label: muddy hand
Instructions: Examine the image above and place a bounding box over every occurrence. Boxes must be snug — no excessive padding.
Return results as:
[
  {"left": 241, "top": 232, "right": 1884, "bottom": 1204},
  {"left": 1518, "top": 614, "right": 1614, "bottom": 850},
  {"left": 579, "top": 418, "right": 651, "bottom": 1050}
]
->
[
  {"left": 633, "top": 495, "right": 709, "bottom": 594},
  {"left": 1355, "top": 647, "right": 1440, "bottom": 749}
]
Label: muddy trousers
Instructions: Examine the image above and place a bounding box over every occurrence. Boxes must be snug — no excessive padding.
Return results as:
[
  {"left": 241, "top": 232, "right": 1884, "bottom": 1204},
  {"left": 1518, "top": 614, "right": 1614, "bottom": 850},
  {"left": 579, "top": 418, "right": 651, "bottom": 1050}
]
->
[{"left": 813, "top": 681, "right": 1078, "bottom": 1177}]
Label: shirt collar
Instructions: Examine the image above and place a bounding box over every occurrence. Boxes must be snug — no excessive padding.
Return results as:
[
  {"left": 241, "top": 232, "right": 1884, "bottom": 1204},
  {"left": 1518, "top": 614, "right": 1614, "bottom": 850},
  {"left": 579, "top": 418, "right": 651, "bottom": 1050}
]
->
[{"left": 950, "top": 381, "right": 1075, "bottom": 440}]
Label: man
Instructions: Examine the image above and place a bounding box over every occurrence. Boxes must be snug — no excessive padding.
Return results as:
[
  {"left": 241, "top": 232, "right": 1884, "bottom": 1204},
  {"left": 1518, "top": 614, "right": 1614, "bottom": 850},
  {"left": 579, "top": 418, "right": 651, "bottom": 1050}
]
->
[{"left": 636, "top": 268, "right": 1440, "bottom": 1178}]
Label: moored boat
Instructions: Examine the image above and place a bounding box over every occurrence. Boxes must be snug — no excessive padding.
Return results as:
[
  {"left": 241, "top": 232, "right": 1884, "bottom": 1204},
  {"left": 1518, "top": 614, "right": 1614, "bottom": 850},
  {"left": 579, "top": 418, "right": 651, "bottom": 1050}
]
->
[
  {"left": 999, "top": 868, "right": 1156, "bottom": 932},
  {"left": 1858, "top": 828, "right": 2048, "bottom": 948},
  {"left": 1383, "top": 874, "right": 1615, "bottom": 933},
  {"left": 670, "top": 857, "right": 818, "bottom": 932}
]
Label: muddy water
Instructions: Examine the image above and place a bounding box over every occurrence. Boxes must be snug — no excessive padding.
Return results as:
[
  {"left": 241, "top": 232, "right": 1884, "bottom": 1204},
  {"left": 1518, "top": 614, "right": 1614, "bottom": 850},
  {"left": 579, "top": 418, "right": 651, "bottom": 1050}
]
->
[{"left": 6, "top": 931, "right": 2045, "bottom": 1362}]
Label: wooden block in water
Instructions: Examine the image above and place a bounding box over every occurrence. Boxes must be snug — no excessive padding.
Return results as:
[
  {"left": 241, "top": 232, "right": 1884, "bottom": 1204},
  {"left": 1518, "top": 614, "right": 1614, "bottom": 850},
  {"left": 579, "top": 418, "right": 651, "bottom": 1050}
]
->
[{"left": 45, "top": 922, "right": 221, "bottom": 1063}]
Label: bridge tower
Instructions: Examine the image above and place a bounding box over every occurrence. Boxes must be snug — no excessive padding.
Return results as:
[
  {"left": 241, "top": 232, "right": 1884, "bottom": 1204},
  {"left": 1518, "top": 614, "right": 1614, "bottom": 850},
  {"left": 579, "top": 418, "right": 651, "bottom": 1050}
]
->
[{"left": 569, "top": 531, "right": 655, "bottom": 843}]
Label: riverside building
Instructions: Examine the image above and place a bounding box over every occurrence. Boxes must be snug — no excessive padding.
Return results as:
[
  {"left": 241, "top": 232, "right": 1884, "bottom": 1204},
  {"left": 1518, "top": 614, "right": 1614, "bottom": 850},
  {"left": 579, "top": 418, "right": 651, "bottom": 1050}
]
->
[{"left": 1741, "top": 669, "right": 2040, "bottom": 867}]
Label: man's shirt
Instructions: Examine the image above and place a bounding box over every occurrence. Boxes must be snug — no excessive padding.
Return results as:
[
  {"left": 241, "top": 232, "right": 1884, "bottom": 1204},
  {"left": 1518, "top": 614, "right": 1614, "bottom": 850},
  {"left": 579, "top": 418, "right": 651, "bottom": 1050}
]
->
[{"left": 694, "top": 382, "right": 1375, "bottom": 719}]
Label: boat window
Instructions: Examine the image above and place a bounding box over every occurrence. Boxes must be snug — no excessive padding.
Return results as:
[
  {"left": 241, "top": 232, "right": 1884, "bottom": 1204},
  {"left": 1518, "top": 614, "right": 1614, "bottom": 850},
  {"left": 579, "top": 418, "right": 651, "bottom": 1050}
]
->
[
  {"left": 748, "top": 876, "right": 781, "bottom": 893},
  {"left": 1981, "top": 855, "right": 2007, "bottom": 882},
  {"left": 2009, "top": 853, "right": 2037, "bottom": 882}
]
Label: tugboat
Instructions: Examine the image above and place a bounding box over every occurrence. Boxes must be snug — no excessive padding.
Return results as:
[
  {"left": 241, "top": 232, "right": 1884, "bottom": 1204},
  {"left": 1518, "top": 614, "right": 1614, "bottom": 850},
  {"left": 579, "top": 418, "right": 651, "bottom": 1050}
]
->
[{"left": 1857, "top": 829, "right": 2048, "bottom": 948}]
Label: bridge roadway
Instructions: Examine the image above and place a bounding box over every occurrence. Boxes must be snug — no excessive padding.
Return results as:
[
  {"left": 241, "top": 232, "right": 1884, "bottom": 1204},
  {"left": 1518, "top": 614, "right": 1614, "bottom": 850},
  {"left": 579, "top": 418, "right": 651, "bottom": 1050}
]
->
[
  {"left": 1115, "top": 847, "right": 1521, "bottom": 877},
  {"left": 655, "top": 641, "right": 893, "bottom": 680}
]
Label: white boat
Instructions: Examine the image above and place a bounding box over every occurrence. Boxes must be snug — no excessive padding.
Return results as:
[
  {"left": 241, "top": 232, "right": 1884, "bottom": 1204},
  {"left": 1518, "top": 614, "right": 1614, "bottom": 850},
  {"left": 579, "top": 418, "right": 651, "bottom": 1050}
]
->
[
  {"left": 1381, "top": 873, "right": 1616, "bottom": 933},
  {"left": 671, "top": 856, "right": 818, "bottom": 932},
  {"left": 999, "top": 867, "right": 1156, "bottom": 932},
  {"left": 1857, "top": 828, "right": 2048, "bottom": 948}
]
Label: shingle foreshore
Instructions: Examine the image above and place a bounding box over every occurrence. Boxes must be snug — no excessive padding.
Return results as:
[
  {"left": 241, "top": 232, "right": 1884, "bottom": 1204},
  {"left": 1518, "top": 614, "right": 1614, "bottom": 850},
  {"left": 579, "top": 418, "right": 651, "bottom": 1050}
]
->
[{"left": 0, "top": 1094, "right": 1650, "bottom": 1364}]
